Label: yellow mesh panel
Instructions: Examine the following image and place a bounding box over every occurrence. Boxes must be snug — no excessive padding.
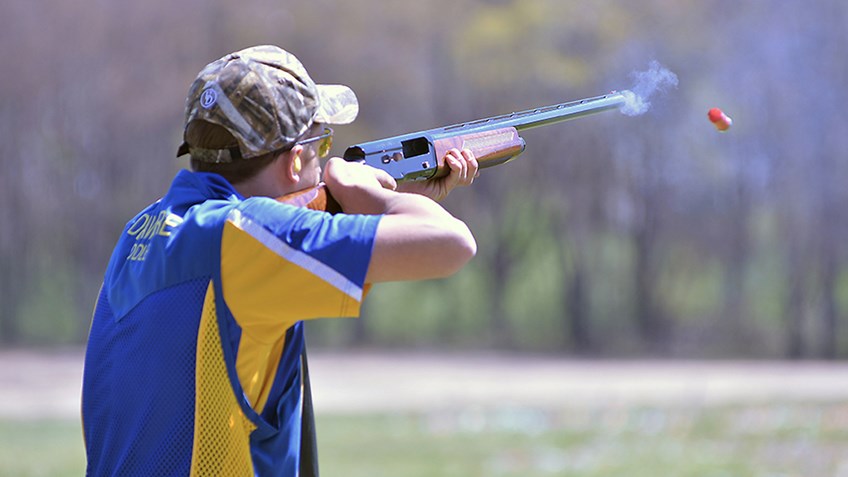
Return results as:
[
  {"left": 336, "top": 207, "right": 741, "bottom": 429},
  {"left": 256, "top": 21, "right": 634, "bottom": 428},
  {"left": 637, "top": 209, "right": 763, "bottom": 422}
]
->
[
  {"left": 190, "top": 283, "right": 257, "bottom": 477},
  {"left": 236, "top": 332, "right": 286, "bottom": 414}
]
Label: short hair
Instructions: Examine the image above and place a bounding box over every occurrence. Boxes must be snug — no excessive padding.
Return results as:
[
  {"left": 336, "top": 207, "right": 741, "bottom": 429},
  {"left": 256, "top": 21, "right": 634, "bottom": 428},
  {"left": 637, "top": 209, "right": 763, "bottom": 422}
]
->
[
  {"left": 189, "top": 152, "right": 281, "bottom": 184},
  {"left": 187, "top": 121, "right": 287, "bottom": 184}
]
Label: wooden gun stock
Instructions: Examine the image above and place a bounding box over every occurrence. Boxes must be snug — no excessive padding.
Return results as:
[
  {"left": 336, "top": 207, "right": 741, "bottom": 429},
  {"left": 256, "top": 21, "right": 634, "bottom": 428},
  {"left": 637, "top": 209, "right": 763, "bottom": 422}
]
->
[{"left": 277, "top": 183, "right": 342, "bottom": 213}]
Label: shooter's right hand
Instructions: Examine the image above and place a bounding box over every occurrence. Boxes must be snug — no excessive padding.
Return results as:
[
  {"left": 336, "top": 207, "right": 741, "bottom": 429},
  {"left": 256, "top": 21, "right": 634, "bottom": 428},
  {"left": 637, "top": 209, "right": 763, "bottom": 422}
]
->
[{"left": 322, "top": 157, "right": 398, "bottom": 214}]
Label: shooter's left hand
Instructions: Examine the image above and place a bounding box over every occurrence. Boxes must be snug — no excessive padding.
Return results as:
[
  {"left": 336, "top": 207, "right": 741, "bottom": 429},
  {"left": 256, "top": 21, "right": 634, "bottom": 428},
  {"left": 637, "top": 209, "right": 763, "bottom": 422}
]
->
[{"left": 396, "top": 148, "right": 479, "bottom": 201}]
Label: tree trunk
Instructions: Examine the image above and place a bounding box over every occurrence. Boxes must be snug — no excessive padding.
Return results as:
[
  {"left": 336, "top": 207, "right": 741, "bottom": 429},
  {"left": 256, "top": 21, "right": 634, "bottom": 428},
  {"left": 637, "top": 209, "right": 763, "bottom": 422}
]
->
[
  {"left": 820, "top": 244, "right": 838, "bottom": 359},
  {"left": 490, "top": 239, "right": 512, "bottom": 348},
  {"left": 721, "top": 181, "right": 751, "bottom": 346},
  {"left": 785, "top": 243, "right": 805, "bottom": 359},
  {"left": 565, "top": 257, "right": 592, "bottom": 353},
  {"left": 633, "top": 208, "right": 664, "bottom": 351}
]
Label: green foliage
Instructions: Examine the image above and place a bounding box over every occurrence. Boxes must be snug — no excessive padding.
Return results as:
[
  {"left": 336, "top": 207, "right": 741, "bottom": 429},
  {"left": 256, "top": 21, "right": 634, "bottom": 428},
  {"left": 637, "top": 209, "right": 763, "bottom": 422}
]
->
[
  {"left": 744, "top": 211, "right": 792, "bottom": 354},
  {"left": 362, "top": 267, "right": 492, "bottom": 348},
  {"left": 502, "top": 229, "right": 567, "bottom": 350},
  {"left": 582, "top": 233, "right": 637, "bottom": 343},
  {"left": 658, "top": 245, "right": 723, "bottom": 322},
  {"left": 837, "top": 271, "right": 848, "bottom": 352},
  {"left": 4, "top": 0, "right": 848, "bottom": 357},
  {"left": 495, "top": 195, "right": 566, "bottom": 350},
  {"left": 17, "top": 259, "right": 80, "bottom": 345}
]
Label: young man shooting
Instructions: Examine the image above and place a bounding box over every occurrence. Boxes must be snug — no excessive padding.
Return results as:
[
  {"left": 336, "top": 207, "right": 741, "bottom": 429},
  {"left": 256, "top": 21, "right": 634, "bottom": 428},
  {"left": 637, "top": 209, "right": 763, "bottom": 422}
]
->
[{"left": 81, "top": 45, "right": 478, "bottom": 476}]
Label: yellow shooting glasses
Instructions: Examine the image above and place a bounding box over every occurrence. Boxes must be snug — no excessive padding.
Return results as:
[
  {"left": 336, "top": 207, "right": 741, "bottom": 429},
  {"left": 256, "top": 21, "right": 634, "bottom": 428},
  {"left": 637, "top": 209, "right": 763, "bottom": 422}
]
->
[{"left": 297, "top": 127, "right": 334, "bottom": 158}]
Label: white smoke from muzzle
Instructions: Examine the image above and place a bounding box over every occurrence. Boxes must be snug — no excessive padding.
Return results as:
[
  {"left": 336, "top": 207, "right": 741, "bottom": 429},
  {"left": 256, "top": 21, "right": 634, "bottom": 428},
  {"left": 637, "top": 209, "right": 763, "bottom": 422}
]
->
[{"left": 620, "top": 60, "right": 679, "bottom": 116}]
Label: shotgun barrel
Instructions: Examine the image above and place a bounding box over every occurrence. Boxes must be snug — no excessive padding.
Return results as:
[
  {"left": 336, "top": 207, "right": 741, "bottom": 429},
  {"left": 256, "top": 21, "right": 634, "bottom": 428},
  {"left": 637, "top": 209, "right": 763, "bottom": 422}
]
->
[{"left": 445, "top": 91, "right": 627, "bottom": 133}]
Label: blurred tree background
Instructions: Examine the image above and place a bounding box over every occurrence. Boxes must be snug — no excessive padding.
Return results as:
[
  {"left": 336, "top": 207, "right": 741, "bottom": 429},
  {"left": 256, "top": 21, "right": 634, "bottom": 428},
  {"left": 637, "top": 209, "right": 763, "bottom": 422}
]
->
[{"left": 2, "top": 0, "right": 847, "bottom": 359}]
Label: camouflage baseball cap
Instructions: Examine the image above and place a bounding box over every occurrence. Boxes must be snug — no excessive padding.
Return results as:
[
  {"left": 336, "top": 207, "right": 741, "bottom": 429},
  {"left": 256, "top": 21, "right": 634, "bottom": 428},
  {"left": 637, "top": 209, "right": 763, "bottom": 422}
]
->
[{"left": 177, "top": 45, "right": 358, "bottom": 162}]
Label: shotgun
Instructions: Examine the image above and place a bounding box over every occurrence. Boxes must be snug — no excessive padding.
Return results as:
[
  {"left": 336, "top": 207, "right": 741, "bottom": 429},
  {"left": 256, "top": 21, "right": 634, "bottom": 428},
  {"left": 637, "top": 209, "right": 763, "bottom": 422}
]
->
[{"left": 279, "top": 91, "right": 627, "bottom": 212}]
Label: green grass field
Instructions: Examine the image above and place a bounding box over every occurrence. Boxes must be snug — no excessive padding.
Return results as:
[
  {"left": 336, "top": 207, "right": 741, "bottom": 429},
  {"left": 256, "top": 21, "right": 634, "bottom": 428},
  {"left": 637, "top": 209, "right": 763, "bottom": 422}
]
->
[{"left": 4, "top": 401, "right": 847, "bottom": 476}]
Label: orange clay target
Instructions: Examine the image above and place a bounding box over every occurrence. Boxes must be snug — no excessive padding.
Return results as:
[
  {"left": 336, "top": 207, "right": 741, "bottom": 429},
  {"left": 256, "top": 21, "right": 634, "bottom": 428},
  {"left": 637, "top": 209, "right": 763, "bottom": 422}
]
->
[{"left": 708, "top": 107, "right": 732, "bottom": 131}]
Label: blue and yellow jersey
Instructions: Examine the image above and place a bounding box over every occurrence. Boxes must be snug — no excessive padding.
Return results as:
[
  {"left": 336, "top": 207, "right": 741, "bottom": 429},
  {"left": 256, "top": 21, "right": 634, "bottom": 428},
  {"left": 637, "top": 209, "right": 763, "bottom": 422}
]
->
[{"left": 82, "top": 170, "right": 379, "bottom": 476}]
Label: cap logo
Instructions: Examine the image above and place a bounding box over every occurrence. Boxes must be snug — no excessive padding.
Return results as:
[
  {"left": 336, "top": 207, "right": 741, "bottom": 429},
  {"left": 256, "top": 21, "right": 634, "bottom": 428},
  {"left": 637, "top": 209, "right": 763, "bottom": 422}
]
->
[{"left": 200, "top": 88, "right": 218, "bottom": 109}]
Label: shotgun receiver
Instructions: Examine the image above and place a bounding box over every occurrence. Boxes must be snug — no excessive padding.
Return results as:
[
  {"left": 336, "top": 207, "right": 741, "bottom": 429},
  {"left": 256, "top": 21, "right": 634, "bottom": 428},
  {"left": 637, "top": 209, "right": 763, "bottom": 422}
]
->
[{"left": 279, "top": 91, "right": 627, "bottom": 212}]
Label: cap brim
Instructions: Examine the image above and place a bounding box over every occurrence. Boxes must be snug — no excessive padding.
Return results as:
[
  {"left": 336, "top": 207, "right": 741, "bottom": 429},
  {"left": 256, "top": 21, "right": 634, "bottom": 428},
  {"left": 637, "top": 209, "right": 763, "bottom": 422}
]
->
[
  {"left": 314, "top": 84, "right": 359, "bottom": 125},
  {"left": 177, "top": 142, "right": 190, "bottom": 157}
]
